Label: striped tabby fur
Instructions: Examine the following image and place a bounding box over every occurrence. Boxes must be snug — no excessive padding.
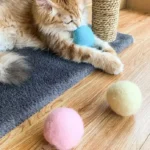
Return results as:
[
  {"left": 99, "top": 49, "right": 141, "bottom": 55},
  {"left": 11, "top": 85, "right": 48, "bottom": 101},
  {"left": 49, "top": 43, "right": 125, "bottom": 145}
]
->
[{"left": 0, "top": 0, "right": 123, "bottom": 84}]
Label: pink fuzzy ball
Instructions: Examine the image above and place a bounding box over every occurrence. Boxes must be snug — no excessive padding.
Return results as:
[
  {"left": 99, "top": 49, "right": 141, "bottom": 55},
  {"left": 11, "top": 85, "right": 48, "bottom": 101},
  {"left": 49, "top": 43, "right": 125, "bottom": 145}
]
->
[{"left": 44, "top": 108, "right": 84, "bottom": 150}]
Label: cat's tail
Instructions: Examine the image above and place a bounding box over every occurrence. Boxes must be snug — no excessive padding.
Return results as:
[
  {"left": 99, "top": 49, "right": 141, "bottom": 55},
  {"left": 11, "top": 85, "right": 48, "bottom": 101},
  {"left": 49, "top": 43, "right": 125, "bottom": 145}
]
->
[{"left": 0, "top": 52, "right": 30, "bottom": 85}]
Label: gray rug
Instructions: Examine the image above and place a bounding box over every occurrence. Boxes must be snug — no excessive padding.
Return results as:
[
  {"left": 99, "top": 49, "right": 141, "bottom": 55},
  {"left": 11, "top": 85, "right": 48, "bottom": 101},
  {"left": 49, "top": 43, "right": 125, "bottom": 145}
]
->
[{"left": 0, "top": 33, "right": 133, "bottom": 138}]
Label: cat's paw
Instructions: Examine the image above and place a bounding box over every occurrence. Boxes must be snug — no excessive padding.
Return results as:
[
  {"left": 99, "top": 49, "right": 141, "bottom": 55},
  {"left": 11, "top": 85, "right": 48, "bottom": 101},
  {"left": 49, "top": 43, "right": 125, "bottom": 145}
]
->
[
  {"left": 94, "top": 45, "right": 103, "bottom": 51},
  {"left": 103, "top": 47, "right": 117, "bottom": 56},
  {"left": 93, "top": 52, "right": 124, "bottom": 75},
  {"left": 0, "top": 42, "right": 14, "bottom": 51},
  {"left": 0, "top": 28, "right": 16, "bottom": 51},
  {"left": 0, "top": 52, "right": 30, "bottom": 84},
  {"left": 94, "top": 45, "right": 117, "bottom": 56},
  {"left": 103, "top": 53, "right": 124, "bottom": 75}
]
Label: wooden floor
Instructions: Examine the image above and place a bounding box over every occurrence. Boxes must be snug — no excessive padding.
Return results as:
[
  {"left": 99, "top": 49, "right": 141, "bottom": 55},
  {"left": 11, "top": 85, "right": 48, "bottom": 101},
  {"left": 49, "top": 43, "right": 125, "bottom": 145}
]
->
[{"left": 1, "top": 10, "right": 150, "bottom": 150}]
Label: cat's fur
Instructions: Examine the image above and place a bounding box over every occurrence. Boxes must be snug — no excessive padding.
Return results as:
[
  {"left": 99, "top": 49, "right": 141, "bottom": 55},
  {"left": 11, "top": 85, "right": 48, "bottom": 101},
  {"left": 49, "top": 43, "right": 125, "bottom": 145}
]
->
[{"left": 0, "top": 0, "right": 124, "bottom": 84}]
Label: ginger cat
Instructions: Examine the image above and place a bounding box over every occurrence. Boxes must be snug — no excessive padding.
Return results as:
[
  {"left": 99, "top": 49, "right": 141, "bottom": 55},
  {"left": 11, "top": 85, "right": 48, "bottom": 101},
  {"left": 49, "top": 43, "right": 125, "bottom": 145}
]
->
[{"left": 0, "top": 0, "right": 123, "bottom": 84}]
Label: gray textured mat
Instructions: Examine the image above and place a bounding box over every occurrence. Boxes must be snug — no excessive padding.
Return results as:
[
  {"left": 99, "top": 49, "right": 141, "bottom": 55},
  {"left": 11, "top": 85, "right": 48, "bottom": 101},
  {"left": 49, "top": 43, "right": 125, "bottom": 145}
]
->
[{"left": 0, "top": 33, "right": 133, "bottom": 138}]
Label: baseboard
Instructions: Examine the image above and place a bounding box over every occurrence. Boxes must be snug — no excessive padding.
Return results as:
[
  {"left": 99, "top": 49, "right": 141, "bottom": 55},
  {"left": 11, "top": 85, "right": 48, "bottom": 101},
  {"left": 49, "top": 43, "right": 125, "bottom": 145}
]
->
[
  {"left": 127, "top": 0, "right": 150, "bottom": 13},
  {"left": 120, "top": 0, "right": 127, "bottom": 9}
]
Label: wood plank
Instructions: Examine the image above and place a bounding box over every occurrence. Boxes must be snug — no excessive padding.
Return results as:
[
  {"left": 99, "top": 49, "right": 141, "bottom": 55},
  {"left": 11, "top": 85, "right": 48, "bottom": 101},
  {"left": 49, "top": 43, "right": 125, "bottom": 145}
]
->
[
  {"left": 1, "top": 10, "right": 150, "bottom": 150},
  {"left": 140, "top": 136, "right": 150, "bottom": 150}
]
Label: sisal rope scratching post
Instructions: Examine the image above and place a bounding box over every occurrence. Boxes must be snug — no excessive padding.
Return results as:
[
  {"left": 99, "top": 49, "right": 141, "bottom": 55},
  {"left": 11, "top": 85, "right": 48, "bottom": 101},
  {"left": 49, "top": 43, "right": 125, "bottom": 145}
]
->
[{"left": 92, "top": 0, "right": 120, "bottom": 42}]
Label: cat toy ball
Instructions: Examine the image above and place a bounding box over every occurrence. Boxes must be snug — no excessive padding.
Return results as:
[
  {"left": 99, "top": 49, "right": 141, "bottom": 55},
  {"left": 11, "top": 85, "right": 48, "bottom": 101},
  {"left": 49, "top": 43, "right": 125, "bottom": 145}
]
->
[
  {"left": 44, "top": 107, "right": 84, "bottom": 150},
  {"left": 106, "top": 81, "right": 142, "bottom": 117},
  {"left": 73, "top": 25, "right": 95, "bottom": 47}
]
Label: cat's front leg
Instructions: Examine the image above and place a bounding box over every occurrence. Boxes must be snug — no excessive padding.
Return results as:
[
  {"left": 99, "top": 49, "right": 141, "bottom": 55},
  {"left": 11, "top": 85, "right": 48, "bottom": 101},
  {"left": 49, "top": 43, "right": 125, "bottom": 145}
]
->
[
  {"left": 94, "top": 35, "right": 117, "bottom": 56},
  {"left": 80, "top": 47, "right": 124, "bottom": 75},
  {"left": 48, "top": 35, "right": 123, "bottom": 75}
]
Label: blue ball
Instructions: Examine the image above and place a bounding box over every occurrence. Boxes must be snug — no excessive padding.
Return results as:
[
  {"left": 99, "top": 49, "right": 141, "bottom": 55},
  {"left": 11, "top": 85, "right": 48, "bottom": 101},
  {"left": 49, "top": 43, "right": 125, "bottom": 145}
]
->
[{"left": 73, "top": 26, "right": 95, "bottom": 47}]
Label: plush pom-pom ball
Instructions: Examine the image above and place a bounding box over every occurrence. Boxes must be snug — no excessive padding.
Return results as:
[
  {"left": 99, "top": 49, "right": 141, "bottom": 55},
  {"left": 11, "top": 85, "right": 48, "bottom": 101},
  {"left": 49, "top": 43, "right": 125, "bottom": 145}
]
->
[
  {"left": 73, "top": 25, "right": 95, "bottom": 47},
  {"left": 106, "top": 81, "right": 142, "bottom": 117},
  {"left": 44, "top": 108, "right": 84, "bottom": 150}
]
